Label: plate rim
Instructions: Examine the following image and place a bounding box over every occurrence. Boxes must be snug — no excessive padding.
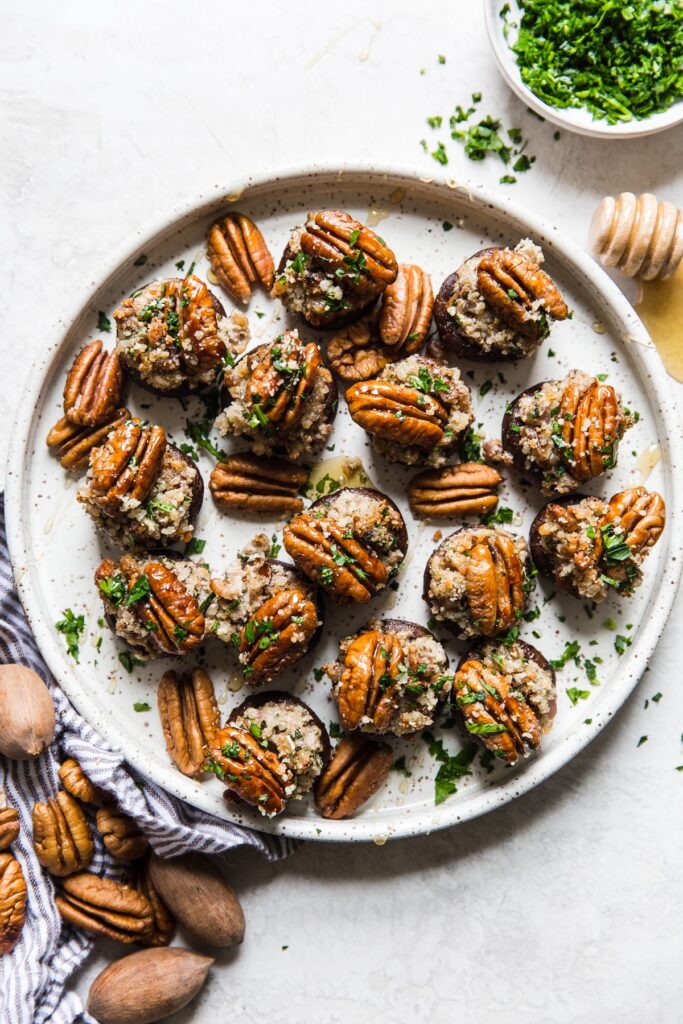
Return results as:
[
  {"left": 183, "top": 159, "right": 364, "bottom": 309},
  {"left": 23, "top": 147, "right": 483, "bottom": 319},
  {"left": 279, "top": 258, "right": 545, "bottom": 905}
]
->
[
  {"left": 484, "top": 0, "right": 683, "bottom": 140},
  {"left": 5, "top": 161, "right": 683, "bottom": 843}
]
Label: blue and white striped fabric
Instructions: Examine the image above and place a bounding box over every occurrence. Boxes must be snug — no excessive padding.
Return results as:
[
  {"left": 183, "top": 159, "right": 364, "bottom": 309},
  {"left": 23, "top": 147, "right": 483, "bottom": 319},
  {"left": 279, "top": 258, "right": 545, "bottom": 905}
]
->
[{"left": 0, "top": 498, "right": 294, "bottom": 1024}]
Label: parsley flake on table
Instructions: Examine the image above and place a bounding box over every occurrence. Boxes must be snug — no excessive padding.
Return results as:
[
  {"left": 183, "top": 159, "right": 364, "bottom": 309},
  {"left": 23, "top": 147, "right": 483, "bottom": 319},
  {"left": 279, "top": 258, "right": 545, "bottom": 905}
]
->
[{"left": 55, "top": 609, "right": 85, "bottom": 663}]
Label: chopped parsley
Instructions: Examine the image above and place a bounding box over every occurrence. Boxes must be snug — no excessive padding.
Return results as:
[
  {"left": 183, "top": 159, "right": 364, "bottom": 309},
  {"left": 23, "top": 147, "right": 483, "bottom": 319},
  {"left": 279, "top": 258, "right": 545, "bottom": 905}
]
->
[
  {"left": 481, "top": 506, "right": 513, "bottom": 527},
  {"left": 267, "top": 534, "right": 281, "bottom": 558},
  {"left": 391, "top": 756, "right": 412, "bottom": 778},
  {"left": 133, "top": 254, "right": 148, "bottom": 267},
  {"left": 550, "top": 640, "right": 581, "bottom": 670},
  {"left": 97, "top": 311, "right": 112, "bottom": 332},
  {"left": 566, "top": 687, "right": 590, "bottom": 705},
  {"left": 118, "top": 651, "right": 144, "bottom": 673},
  {"left": 614, "top": 633, "right": 632, "bottom": 655},
  {"left": 185, "top": 537, "right": 206, "bottom": 556},
  {"left": 184, "top": 419, "right": 226, "bottom": 461},
  {"left": 133, "top": 701, "right": 151, "bottom": 712},
  {"left": 55, "top": 609, "right": 85, "bottom": 662}
]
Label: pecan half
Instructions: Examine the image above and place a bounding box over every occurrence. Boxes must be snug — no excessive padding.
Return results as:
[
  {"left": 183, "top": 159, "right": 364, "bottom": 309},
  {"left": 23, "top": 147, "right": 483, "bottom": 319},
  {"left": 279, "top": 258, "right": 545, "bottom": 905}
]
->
[
  {"left": 158, "top": 668, "right": 220, "bottom": 777},
  {"left": 247, "top": 337, "right": 321, "bottom": 430},
  {"left": 207, "top": 212, "right": 274, "bottom": 304},
  {"left": 209, "top": 452, "right": 307, "bottom": 515},
  {"left": 378, "top": 264, "right": 434, "bottom": 352},
  {"left": 0, "top": 853, "right": 26, "bottom": 954},
  {"left": 133, "top": 856, "right": 175, "bottom": 947},
  {"left": 96, "top": 806, "right": 149, "bottom": 861},
  {"left": 129, "top": 559, "right": 205, "bottom": 655},
  {"left": 599, "top": 487, "right": 666, "bottom": 559},
  {"left": 477, "top": 249, "right": 568, "bottom": 339},
  {"left": 300, "top": 211, "right": 398, "bottom": 288},
  {"left": 408, "top": 463, "right": 502, "bottom": 519},
  {"left": 56, "top": 873, "right": 154, "bottom": 944},
  {"left": 0, "top": 807, "right": 19, "bottom": 852},
  {"left": 454, "top": 659, "right": 541, "bottom": 763},
  {"left": 283, "top": 513, "right": 387, "bottom": 604},
  {"left": 32, "top": 791, "right": 95, "bottom": 877},
  {"left": 240, "top": 589, "right": 319, "bottom": 684},
  {"left": 327, "top": 315, "right": 398, "bottom": 383},
  {"left": 63, "top": 339, "right": 124, "bottom": 426},
  {"left": 206, "top": 726, "right": 292, "bottom": 817},
  {"left": 465, "top": 533, "right": 525, "bottom": 636},
  {"left": 346, "top": 379, "right": 448, "bottom": 448},
  {"left": 58, "top": 758, "right": 108, "bottom": 805},
  {"left": 314, "top": 735, "right": 392, "bottom": 819},
  {"left": 88, "top": 418, "right": 166, "bottom": 513},
  {"left": 46, "top": 407, "right": 130, "bottom": 471},
  {"left": 559, "top": 378, "right": 622, "bottom": 482},
  {"left": 336, "top": 631, "right": 404, "bottom": 731}
]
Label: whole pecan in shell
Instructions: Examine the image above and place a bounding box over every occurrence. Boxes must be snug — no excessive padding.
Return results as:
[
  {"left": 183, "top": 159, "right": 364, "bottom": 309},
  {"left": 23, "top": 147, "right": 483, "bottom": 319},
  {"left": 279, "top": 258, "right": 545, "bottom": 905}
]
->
[
  {"left": 32, "top": 791, "right": 95, "bottom": 877},
  {"left": 207, "top": 725, "right": 292, "bottom": 817},
  {"left": 56, "top": 873, "right": 154, "bottom": 944},
  {"left": 378, "top": 264, "right": 434, "bottom": 352},
  {"left": 88, "top": 418, "right": 166, "bottom": 513},
  {"left": 326, "top": 314, "right": 397, "bottom": 382},
  {"left": 58, "top": 758, "right": 108, "bottom": 805},
  {"left": 247, "top": 338, "right": 321, "bottom": 430},
  {"left": 559, "top": 378, "right": 621, "bottom": 482},
  {"left": 283, "top": 513, "right": 388, "bottom": 604},
  {"left": 133, "top": 856, "right": 176, "bottom": 947},
  {"left": 96, "top": 806, "right": 149, "bottom": 861},
  {"left": 477, "top": 249, "right": 569, "bottom": 339},
  {"left": 315, "top": 734, "right": 392, "bottom": 819},
  {"left": 337, "top": 631, "right": 404, "bottom": 732},
  {"left": 46, "top": 407, "right": 130, "bottom": 472},
  {"left": 209, "top": 452, "right": 307, "bottom": 515},
  {"left": 346, "top": 380, "right": 448, "bottom": 448},
  {"left": 0, "top": 853, "right": 27, "bottom": 954},
  {"left": 158, "top": 668, "right": 220, "bottom": 778},
  {"left": 465, "top": 533, "right": 525, "bottom": 637},
  {"left": 63, "top": 339, "right": 125, "bottom": 427},
  {"left": 0, "top": 807, "right": 19, "bottom": 852},
  {"left": 408, "top": 463, "right": 502, "bottom": 519},
  {"left": 454, "top": 658, "right": 541, "bottom": 763},
  {"left": 240, "top": 589, "right": 319, "bottom": 684},
  {"left": 207, "top": 212, "right": 274, "bottom": 304},
  {"left": 300, "top": 210, "right": 398, "bottom": 288},
  {"left": 599, "top": 487, "right": 666, "bottom": 558}
]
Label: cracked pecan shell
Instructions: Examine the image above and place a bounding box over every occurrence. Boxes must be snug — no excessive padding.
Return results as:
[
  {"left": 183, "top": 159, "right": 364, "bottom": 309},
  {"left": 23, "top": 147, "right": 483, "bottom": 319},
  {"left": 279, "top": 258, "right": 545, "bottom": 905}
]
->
[
  {"left": 63, "top": 339, "right": 125, "bottom": 427},
  {"left": 247, "top": 336, "right": 321, "bottom": 430},
  {"left": 378, "top": 264, "right": 434, "bottom": 352},
  {"left": 46, "top": 407, "right": 130, "bottom": 472},
  {"left": 133, "top": 856, "right": 175, "bottom": 947},
  {"left": 96, "top": 806, "right": 149, "bottom": 861},
  {"left": 158, "top": 668, "right": 220, "bottom": 777},
  {"left": 209, "top": 452, "right": 307, "bottom": 515},
  {"left": 56, "top": 873, "right": 154, "bottom": 944},
  {"left": 206, "top": 725, "right": 292, "bottom": 817},
  {"left": 88, "top": 417, "right": 166, "bottom": 513},
  {"left": 32, "top": 791, "right": 94, "bottom": 877},
  {"left": 314, "top": 735, "right": 392, "bottom": 819},
  {"left": 478, "top": 249, "right": 569, "bottom": 340},
  {"left": 346, "top": 379, "right": 448, "bottom": 448},
  {"left": 0, "top": 807, "right": 19, "bottom": 852},
  {"left": 408, "top": 463, "right": 502, "bottom": 519},
  {"left": 58, "top": 758, "right": 108, "bottom": 805},
  {"left": 0, "top": 853, "right": 26, "bottom": 954},
  {"left": 326, "top": 314, "right": 398, "bottom": 382},
  {"left": 336, "top": 631, "right": 404, "bottom": 731},
  {"left": 283, "top": 512, "right": 388, "bottom": 604},
  {"left": 465, "top": 533, "right": 526, "bottom": 637},
  {"left": 239, "top": 589, "right": 319, "bottom": 685},
  {"left": 599, "top": 487, "right": 666, "bottom": 559},
  {"left": 454, "top": 658, "right": 542, "bottom": 764},
  {"left": 559, "top": 378, "right": 622, "bottom": 482},
  {"left": 207, "top": 212, "right": 274, "bottom": 304}
]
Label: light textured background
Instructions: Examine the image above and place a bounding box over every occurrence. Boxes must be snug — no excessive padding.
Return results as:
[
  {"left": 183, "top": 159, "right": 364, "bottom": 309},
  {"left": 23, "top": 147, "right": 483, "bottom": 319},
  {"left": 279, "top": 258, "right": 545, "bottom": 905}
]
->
[{"left": 2, "top": 2, "right": 683, "bottom": 1021}]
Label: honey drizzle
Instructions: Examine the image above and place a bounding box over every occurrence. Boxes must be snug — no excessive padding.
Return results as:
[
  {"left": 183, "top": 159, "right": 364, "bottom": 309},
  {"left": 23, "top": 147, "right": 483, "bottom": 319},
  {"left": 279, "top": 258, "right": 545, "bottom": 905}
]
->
[{"left": 636, "top": 263, "right": 683, "bottom": 382}]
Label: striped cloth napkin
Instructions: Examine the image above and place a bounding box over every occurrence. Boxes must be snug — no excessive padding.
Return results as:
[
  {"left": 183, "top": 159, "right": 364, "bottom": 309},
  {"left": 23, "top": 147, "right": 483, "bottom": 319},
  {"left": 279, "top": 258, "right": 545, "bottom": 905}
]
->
[{"left": 0, "top": 499, "right": 294, "bottom": 1024}]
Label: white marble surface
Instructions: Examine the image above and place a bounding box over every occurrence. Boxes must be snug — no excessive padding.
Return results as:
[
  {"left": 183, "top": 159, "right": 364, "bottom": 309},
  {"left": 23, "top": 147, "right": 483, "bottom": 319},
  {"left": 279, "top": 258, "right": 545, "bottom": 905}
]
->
[{"left": 2, "top": 1, "right": 683, "bottom": 1021}]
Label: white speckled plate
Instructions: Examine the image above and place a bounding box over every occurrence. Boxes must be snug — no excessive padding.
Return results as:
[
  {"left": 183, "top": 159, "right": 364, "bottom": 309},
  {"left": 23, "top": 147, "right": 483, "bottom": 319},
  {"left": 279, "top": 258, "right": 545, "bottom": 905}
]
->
[
  {"left": 6, "top": 165, "right": 682, "bottom": 842},
  {"left": 485, "top": 0, "right": 683, "bottom": 139}
]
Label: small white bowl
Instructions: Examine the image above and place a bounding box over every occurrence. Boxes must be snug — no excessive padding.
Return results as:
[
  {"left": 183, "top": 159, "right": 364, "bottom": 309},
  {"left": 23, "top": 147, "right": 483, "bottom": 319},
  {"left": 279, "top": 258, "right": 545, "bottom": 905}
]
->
[{"left": 485, "top": 0, "right": 683, "bottom": 139}]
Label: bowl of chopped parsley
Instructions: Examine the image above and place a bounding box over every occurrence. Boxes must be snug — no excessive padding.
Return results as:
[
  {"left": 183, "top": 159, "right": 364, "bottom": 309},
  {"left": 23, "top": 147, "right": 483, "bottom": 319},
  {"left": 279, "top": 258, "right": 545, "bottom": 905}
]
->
[{"left": 485, "top": 0, "right": 683, "bottom": 137}]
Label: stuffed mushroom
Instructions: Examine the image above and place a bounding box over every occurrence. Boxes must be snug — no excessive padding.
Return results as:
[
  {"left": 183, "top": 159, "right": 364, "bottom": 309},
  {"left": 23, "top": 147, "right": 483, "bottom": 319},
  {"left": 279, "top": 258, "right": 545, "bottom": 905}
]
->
[
  {"left": 78, "top": 417, "right": 203, "bottom": 549},
  {"left": 283, "top": 487, "right": 408, "bottom": 605},
  {"left": 324, "top": 618, "right": 451, "bottom": 737},
  {"left": 271, "top": 210, "right": 398, "bottom": 329},
  {"left": 424, "top": 526, "right": 535, "bottom": 639},
  {"left": 206, "top": 692, "right": 330, "bottom": 817},
  {"left": 434, "top": 239, "right": 569, "bottom": 361},
  {"left": 345, "top": 355, "right": 473, "bottom": 468},
  {"left": 502, "top": 370, "right": 635, "bottom": 495},
  {"left": 453, "top": 639, "right": 556, "bottom": 764},
  {"left": 529, "top": 486, "right": 665, "bottom": 602},
  {"left": 215, "top": 331, "right": 337, "bottom": 460},
  {"left": 114, "top": 275, "right": 249, "bottom": 395}
]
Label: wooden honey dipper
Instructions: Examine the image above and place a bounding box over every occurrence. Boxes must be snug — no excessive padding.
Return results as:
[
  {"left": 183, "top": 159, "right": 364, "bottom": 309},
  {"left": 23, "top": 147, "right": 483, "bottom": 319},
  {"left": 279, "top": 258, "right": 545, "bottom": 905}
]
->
[{"left": 589, "top": 192, "right": 683, "bottom": 281}]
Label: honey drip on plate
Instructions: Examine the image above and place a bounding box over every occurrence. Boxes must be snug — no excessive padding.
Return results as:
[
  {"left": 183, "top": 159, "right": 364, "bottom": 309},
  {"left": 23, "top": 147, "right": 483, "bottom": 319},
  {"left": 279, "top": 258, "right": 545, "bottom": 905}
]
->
[
  {"left": 307, "top": 455, "right": 376, "bottom": 494},
  {"left": 636, "top": 264, "right": 683, "bottom": 382}
]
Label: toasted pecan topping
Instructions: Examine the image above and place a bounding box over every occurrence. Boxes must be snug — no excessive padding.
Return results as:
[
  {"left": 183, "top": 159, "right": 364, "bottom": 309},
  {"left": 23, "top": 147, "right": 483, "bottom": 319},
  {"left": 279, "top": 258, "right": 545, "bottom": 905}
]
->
[
  {"left": 378, "top": 264, "right": 434, "bottom": 352},
  {"left": 240, "top": 589, "right": 319, "bottom": 685},
  {"left": 63, "top": 340, "right": 124, "bottom": 427},
  {"left": 283, "top": 513, "right": 388, "bottom": 604},
  {"left": 346, "top": 379, "right": 448, "bottom": 448},
  {"left": 207, "top": 725, "right": 292, "bottom": 817},
  {"left": 337, "top": 631, "right": 404, "bottom": 732},
  {"left": 207, "top": 212, "right": 274, "bottom": 304},
  {"left": 478, "top": 249, "right": 568, "bottom": 339},
  {"left": 300, "top": 211, "right": 398, "bottom": 286},
  {"left": 88, "top": 418, "right": 166, "bottom": 512},
  {"left": 454, "top": 659, "right": 541, "bottom": 764},
  {"left": 465, "top": 533, "right": 525, "bottom": 637},
  {"left": 599, "top": 487, "right": 666, "bottom": 559},
  {"left": 559, "top": 378, "right": 621, "bottom": 482},
  {"left": 247, "top": 336, "right": 321, "bottom": 431},
  {"left": 46, "top": 407, "right": 130, "bottom": 472}
]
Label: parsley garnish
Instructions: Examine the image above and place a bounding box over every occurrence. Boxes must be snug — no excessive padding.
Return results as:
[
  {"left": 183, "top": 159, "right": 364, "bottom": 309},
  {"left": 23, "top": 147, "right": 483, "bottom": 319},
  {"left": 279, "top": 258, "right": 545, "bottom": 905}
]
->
[
  {"left": 566, "top": 687, "right": 590, "bottom": 706},
  {"left": 97, "top": 311, "right": 111, "bottom": 332},
  {"left": 133, "top": 701, "right": 151, "bottom": 712},
  {"left": 55, "top": 609, "right": 85, "bottom": 662}
]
